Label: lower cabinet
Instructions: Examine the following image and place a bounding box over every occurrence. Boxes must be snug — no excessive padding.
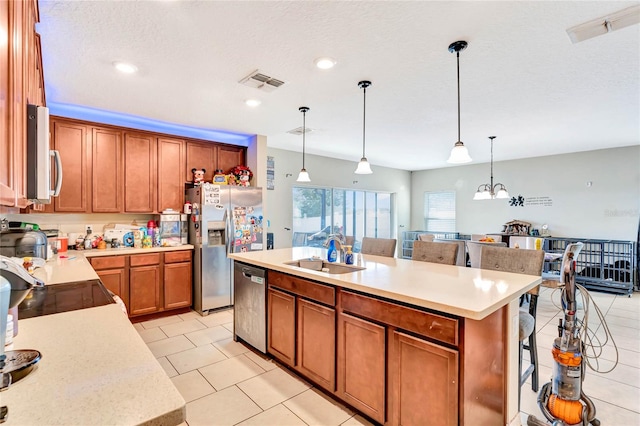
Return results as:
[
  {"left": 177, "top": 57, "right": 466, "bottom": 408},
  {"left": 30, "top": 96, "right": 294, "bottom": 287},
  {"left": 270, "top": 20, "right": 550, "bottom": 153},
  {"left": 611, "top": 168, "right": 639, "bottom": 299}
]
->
[
  {"left": 267, "top": 287, "right": 296, "bottom": 366},
  {"left": 337, "top": 311, "right": 386, "bottom": 424},
  {"left": 89, "top": 250, "right": 192, "bottom": 318},
  {"left": 297, "top": 298, "right": 335, "bottom": 391}
]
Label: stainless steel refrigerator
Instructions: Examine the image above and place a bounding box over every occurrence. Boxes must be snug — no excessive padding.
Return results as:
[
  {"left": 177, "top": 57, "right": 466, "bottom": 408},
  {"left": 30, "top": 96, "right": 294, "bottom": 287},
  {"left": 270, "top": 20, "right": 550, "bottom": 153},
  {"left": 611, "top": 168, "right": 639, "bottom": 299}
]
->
[{"left": 187, "top": 184, "right": 264, "bottom": 315}]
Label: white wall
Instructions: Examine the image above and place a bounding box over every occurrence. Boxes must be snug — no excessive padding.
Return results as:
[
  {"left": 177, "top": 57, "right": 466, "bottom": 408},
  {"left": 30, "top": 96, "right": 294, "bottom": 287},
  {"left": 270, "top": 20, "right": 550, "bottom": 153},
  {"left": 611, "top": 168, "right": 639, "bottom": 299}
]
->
[
  {"left": 410, "top": 146, "right": 640, "bottom": 241},
  {"left": 266, "top": 148, "right": 411, "bottom": 250}
]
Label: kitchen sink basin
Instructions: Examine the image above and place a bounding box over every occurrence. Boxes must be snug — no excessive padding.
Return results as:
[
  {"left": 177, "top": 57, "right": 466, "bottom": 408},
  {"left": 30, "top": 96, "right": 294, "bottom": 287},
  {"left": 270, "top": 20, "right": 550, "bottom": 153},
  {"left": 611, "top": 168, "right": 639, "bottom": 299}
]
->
[{"left": 284, "top": 259, "right": 365, "bottom": 274}]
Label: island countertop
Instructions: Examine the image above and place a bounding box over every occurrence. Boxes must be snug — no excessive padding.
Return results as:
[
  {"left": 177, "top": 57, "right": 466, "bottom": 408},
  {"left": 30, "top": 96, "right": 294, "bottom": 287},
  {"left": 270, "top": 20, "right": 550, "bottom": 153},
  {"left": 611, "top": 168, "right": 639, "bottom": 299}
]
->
[
  {"left": 3, "top": 304, "right": 186, "bottom": 425},
  {"left": 229, "top": 247, "right": 541, "bottom": 320}
]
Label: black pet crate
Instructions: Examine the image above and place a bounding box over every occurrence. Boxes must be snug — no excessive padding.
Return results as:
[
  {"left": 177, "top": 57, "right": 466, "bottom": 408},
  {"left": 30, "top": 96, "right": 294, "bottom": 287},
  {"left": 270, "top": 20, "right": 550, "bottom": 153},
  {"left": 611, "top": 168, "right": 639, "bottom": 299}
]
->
[{"left": 543, "top": 237, "right": 637, "bottom": 295}]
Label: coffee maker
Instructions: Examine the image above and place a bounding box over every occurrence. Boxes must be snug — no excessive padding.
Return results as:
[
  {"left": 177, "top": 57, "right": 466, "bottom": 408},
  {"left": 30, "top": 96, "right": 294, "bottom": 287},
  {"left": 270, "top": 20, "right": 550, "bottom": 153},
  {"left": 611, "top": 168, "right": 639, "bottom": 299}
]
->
[{"left": 0, "top": 256, "right": 44, "bottom": 422}]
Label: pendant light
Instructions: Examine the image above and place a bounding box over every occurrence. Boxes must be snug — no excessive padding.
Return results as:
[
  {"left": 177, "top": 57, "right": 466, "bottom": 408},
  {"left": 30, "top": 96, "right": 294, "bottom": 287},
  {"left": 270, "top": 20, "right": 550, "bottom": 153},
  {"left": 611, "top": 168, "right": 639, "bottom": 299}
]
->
[
  {"left": 446, "top": 41, "right": 472, "bottom": 164},
  {"left": 355, "top": 80, "right": 373, "bottom": 174},
  {"left": 473, "top": 136, "right": 510, "bottom": 200},
  {"left": 296, "top": 106, "right": 311, "bottom": 182}
]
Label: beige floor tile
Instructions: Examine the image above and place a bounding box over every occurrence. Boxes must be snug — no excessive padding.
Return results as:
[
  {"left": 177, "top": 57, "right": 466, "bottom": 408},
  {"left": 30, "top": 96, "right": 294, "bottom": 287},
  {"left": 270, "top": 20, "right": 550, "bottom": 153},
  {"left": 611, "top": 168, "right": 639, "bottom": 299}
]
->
[
  {"left": 213, "top": 337, "right": 251, "bottom": 358},
  {"left": 244, "top": 349, "right": 279, "bottom": 371},
  {"left": 147, "top": 335, "right": 195, "bottom": 358},
  {"left": 284, "top": 388, "right": 353, "bottom": 426},
  {"left": 199, "top": 353, "right": 265, "bottom": 390},
  {"left": 581, "top": 370, "right": 640, "bottom": 411},
  {"left": 141, "top": 315, "right": 184, "bottom": 329},
  {"left": 167, "top": 344, "right": 228, "bottom": 374},
  {"left": 589, "top": 396, "right": 640, "bottom": 424},
  {"left": 132, "top": 322, "right": 144, "bottom": 332},
  {"left": 237, "top": 404, "right": 307, "bottom": 426},
  {"left": 178, "top": 310, "right": 203, "bottom": 321},
  {"left": 186, "top": 385, "right": 262, "bottom": 426},
  {"left": 171, "top": 370, "right": 215, "bottom": 403},
  {"left": 222, "top": 322, "right": 234, "bottom": 332},
  {"left": 137, "top": 326, "right": 168, "bottom": 343},
  {"left": 185, "top": 324, "right": 233, "bottom": 346},
  {"left": 157, "top": 356, "right": 178, "bottom": 378},
  {"left": 341, "top": 414, "right": 375, "bottom": 425},
  {"left": 161, "top": 318, "right": 207, "bottom": 337},
  {"left": 589, "top": 357, "right": 640, "bottom": 386},
  {"left": 602, "top": 313, "right": 640, "bottom": 328},
  {"left": 196, "top": 310, "right": 234, "bottom": 328},
  {"left": 237, "top": 367, "right": 311, "bottom": 410}
]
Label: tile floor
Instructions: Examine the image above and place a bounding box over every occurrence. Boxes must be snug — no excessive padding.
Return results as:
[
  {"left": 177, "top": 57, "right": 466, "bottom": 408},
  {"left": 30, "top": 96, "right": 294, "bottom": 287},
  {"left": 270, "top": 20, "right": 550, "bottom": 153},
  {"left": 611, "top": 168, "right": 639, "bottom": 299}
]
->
[{"left": 134, "top": 287, "right": 640, "bottom": 425}]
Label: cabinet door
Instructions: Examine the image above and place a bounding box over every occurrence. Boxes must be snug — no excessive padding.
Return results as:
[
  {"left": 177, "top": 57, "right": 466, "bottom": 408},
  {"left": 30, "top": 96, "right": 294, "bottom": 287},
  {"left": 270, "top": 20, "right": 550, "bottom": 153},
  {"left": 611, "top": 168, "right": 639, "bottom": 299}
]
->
[
  {"left": 53, "top": 120, "right": 89, "bottom": 212},
  {"left": 216, "top": 145, "right": 244, "bottom": 174},
  {"left": 129, "top": 265, "right": 161, "bottom": 316},
  {"left": 0, "top": 1, "right": 12, "bottom": 207},
  {"left": 164, "top": 261, "right": 192, "bottom": 310},
  {"left": 123, "top": 132, "right": 157, "bottom": 212},
  {"left": 158, "top": 137, "right": 185, "bottom": 212},
  {"left": 337, "top": 312, "right": 386, "bottom": 424},
  {"left": 96, "top": 268, "right": 128, "bottom": 313},
  {"left": 267, "top": 287, "right": 296, "bottom": 366},
  {"left": 388, "top": 330, "right": 458, "bottom": 426},
  {"left": 91, "top": 127, "right": 122, "bottom": 212},
  {"left": 185, "top": 141, "right": 215, "bottom": 183},
  {"left": 297, "top": 298, "right": 335, "bottom": 391}
]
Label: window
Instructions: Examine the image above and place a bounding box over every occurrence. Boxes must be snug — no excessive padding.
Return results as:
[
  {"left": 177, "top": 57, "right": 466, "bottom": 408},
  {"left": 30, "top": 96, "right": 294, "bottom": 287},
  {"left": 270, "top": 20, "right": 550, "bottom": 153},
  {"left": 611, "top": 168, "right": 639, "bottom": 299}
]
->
[
  {"left": 424, "top": 191, "right": 456, "bottom": 232},
  {"left": 293, "top": 187, "right": 393, "bottom": 251}
]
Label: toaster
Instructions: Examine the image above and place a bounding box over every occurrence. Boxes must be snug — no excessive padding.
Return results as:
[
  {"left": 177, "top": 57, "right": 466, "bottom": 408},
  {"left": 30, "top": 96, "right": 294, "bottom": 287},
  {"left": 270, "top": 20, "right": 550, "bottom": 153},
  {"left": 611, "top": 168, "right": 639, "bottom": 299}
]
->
[{"left": 0, "top": 229, "right": 48, "bottom": 260}]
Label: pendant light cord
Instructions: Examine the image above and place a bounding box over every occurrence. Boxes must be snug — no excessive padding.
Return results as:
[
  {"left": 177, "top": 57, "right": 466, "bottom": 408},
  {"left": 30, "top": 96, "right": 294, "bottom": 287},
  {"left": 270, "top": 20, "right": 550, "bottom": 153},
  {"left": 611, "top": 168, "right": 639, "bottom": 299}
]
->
[
  {"left": 490, "top": 136, "right": 494, "bottom": 191},
  {"left": 362, "top": 85, "right": 367, "bottom": 158},
  {"left": 302, "top": 110, "right": 306, "bottom": 169},
  {"left": 456, "top": 51, "right": 461, "bottom": 143}
]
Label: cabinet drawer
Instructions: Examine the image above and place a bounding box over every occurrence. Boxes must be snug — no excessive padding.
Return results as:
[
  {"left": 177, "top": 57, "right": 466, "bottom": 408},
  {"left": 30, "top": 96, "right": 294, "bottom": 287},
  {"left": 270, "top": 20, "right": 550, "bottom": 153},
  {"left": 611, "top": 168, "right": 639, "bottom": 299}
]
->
[
  {"left": 164, "top": 250, "right": 192, "bottom": 264},
  {"left": 130, "top": 253, "right": 160, "bottom": 267},
  {"left": 339, "top": 291, "right": 458, "bottom": 346},
  {"left": 90, "top": 255, "right": 126, "bottom": 270},
  {"left": 269, "top": 271, "right": 335, "bottom": 306}
]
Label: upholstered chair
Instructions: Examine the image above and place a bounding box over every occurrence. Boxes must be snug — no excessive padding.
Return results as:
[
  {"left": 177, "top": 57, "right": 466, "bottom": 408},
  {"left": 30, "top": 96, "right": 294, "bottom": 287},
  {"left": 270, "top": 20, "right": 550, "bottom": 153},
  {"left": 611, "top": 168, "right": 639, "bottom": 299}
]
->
[
  {"left": 412, "top": 241, "right": 458, "bottom": 265},
  {"left": 360, "top": 237, "right": 397, "bottom": 258}
]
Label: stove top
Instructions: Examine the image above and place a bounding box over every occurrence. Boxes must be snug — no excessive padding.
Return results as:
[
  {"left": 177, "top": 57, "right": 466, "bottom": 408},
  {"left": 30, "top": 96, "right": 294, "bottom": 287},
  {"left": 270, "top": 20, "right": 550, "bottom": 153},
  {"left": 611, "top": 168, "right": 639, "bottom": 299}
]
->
[{"left": 18, "top": 280, "right": 115, "bottom": 319}]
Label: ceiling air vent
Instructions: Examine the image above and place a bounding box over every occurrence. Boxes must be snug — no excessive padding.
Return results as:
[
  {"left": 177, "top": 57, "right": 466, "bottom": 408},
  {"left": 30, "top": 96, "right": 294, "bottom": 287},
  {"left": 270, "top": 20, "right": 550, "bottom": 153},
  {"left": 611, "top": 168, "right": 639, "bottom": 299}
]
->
[
  {"left": 239, "top": 70, "right": 285, "bottom": 92},
  {"left": 287, "top": 126, "right": 314, "bottom": 136}
]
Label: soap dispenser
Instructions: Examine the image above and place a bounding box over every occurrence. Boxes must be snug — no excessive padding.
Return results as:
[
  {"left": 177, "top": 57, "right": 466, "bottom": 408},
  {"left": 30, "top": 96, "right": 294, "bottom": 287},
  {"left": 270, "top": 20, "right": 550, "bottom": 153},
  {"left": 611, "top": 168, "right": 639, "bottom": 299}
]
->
[
  {"left": 344, "top": 246, "right": 354, "bottom": 265},
  {"left": 327, "top": 240, "right": 338, "bottom": 263}
]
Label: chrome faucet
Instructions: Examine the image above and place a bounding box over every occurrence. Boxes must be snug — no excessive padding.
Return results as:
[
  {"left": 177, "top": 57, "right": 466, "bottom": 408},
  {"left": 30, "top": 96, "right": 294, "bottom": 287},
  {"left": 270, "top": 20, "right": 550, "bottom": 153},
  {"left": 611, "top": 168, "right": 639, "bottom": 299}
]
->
[{"left": 323, "top": 234, "right": 346, "bottom": 262}]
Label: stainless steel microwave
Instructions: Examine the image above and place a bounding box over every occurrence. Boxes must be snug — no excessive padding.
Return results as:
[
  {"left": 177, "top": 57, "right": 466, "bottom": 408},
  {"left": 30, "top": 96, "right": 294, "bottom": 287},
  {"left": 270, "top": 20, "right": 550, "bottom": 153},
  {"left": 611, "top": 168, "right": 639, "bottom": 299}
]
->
[{"left": 26, "top": 104, "right": 62, "bottom": 204}]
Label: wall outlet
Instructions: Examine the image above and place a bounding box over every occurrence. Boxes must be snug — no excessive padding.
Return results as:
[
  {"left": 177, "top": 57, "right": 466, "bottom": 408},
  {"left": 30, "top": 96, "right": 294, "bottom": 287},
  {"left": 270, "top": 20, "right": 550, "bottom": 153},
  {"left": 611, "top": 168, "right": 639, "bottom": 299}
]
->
[{"left": 85, "top": 225, "right": 92, "bottom": 234}]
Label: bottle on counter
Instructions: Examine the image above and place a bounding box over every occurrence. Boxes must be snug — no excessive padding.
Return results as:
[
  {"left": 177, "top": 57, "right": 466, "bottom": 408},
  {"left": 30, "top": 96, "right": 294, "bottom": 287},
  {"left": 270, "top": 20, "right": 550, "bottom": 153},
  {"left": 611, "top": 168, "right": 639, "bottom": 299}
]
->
[
  {"left": 84, "top": 229, "right": 92, "bottom": 250},
  {"left": 147, "top": 220, "right": 157, "bottom": 246},
  {"left": 327, "top": 240, "right": 338, "bottom": 263},
  {"left": 344, "top": 245, "right": 354, "bottom": 265}
]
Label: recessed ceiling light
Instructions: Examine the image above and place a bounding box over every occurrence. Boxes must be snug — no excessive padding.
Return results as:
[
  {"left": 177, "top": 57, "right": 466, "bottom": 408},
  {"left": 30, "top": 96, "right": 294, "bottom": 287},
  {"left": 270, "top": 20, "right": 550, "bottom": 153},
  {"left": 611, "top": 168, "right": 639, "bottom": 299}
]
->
[
  {"left": 245, "top": 99, "right": 261, "bottom": 107},
  {"left": 314, "top": 57, "right": 337, "bottom": 70},
  {"left": 113, "top": 61, "right": 138, "bottom": 74}
]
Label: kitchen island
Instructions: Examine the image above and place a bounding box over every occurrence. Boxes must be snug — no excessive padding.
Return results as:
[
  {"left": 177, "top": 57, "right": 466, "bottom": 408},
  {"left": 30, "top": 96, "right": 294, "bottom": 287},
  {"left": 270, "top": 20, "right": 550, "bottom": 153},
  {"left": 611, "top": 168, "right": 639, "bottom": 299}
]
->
[{"left": 229, "top": 247, "right": 541, "bottom": 426}]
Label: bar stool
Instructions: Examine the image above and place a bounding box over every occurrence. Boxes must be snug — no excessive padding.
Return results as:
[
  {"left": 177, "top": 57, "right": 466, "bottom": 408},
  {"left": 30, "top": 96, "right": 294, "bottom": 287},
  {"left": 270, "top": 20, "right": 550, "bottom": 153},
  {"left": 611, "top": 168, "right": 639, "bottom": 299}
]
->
[
  {"left": 412, "top": 240, "right": 458, "bottom": 265},
  {"left": 360, "top": 237, "right": 397, "bottom": 257},
  {"left": 479, "top": 245, "right": 544, "bottom": 409}
]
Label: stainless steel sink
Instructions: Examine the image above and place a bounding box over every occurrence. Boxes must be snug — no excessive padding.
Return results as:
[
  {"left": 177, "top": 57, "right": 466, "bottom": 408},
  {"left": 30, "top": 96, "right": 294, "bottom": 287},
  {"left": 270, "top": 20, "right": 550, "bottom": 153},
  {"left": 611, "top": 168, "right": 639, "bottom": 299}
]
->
[{"left": 284, "top": 259, "right": 365, "bottom": 274}]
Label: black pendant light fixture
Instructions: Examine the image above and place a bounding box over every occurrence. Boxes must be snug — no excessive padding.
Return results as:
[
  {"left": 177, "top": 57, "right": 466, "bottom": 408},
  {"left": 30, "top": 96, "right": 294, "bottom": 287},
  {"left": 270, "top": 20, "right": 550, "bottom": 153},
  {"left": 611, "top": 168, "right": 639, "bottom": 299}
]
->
[
  {"left": 446, "top": 40, "right": 473, "bottom": 164},
  {"left": 296, "top": 106, "right": 311, "bottom": 182},
  {"left": 354, "top": 80, "right": 373, "bottom": 174},
  {"left": 473, "top": 136, "right": 509, "bottom": 200}
]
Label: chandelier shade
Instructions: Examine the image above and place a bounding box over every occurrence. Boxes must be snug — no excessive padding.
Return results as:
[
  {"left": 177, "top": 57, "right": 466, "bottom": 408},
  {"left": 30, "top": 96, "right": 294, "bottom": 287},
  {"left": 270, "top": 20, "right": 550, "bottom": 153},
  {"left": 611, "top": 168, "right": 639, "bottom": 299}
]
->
[{"left": 473, "top": 136, "right": 509, "bottom": 200}]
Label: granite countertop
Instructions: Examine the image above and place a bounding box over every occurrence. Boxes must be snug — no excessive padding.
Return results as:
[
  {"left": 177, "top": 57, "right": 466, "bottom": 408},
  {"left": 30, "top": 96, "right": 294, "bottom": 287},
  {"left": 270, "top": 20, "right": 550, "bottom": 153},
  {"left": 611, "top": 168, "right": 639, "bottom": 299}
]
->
[
  {"left": 3, "top": 304, "right": 186, "bottom": 425},
  {"left": 229, "top": 247, "right": 541, "bottom": 320},
  {"left": 32, "top": 245, "right": 194, "bottom": 285}
]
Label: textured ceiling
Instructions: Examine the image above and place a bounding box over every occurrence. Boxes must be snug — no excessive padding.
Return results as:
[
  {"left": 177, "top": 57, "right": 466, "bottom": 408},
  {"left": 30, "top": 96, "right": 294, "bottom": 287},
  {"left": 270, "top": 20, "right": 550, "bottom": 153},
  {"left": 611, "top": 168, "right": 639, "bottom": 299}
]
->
[{"left": 37, "top": 0, "right": 640, "bottom": 171}]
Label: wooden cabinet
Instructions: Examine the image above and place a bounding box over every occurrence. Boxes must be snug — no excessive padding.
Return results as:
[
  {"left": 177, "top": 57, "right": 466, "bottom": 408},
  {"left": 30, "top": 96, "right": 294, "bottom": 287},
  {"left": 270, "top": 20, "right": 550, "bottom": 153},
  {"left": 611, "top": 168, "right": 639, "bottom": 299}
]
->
[
  {"left": 157, "top": 137, "right": 185, "bottom": 212},
  {"left": 91, "top": 127, "right": 122, "bottom": 212},
  {"left": 163, "top": 250, "right": 192, "bottom": 310},
  {"left": 297, "top": 298, "right": 335, "bottom": 391},
  {"left": 52, "top": 119, "right": 89, "bottom": 212},
  {"left": 123, "top": 132, "right": 157, "bottom": 212},
  {"left": 267, "top": 287, "right": 296, "bottom": 366},
  {"left": 337, "top": 311, "right": 386, "bottom": 423},
  {"left": 129, "top": 253, "right": 161, "bottom": 316},
  {"left": 89, "top": 255, "right": 129, "bottom": 311},
  {"left": 388, "top": 331, "right": 458, "bottom": 426},
  {"left": 216, "top": 145, "right": 244, "bottom": 175},
  {"left": 186, "top": 141, "right": 245, "bottom": 183}
]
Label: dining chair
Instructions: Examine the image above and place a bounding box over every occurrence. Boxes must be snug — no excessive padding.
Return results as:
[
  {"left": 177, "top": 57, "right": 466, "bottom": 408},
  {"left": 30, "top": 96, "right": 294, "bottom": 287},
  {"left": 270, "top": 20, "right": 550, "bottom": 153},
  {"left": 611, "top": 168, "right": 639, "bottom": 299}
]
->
[
  {"left": 411, "top": 240, "right": 458, "bottom": 265},
  {"left": 417, "top": 233, "right": 435, "bottom": 242},
  {"left": 434, "top": 239, "right": 467, "bottom": 266},
  {"left": 360, "top": 237, "right": 397, "bottom": 258},
  {"left": 479, "top": 245, "right": 544, "bottom": 410},
  {"left": 466, "top": 240, "right": 507, "bottom": 268}
]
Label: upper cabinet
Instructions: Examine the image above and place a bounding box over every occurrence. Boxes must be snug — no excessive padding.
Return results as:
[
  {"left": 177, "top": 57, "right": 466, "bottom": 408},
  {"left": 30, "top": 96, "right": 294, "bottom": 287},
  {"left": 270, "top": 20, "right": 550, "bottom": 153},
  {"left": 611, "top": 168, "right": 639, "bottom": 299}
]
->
[
  {"left": 186, "top": 141, "right": 245, "bottom": 184},
  {"left": 0, "top": 0, "right": 45, "bottom": 211},
  {"left": 92, "top": 127, "right": 123, "bottom": 213},
  {"left": 123, "top": 132, "right": 157, "bottom": 213},
  {"left": 53, "top": 120, "right": 89, "bottom": 212},
  {"left": 157, "top": 137, "right": 185, "bottom": 213}
]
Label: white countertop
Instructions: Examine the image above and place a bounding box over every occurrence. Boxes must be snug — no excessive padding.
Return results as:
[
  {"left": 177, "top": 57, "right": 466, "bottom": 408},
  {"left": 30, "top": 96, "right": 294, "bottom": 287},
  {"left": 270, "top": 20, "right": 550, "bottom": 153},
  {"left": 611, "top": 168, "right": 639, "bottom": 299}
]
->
[
  {"left": 2, "top": 304, "right": 186, "bottom": 425},
  {"left": 229, "top": 247, "right": 541, "bottom": 320},
  {"left": 32, "top": 245, "right": 194, "bottom": 285}
]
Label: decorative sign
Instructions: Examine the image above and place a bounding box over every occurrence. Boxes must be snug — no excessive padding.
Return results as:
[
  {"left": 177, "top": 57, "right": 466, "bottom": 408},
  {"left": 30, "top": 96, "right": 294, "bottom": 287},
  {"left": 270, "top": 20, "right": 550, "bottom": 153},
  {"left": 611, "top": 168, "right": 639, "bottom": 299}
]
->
[
  {"left": 267, "top": 156, "right": 275, "bottom": 190},
  {"left": 525, "top": 196, "right": 553, "bottom": 207}
]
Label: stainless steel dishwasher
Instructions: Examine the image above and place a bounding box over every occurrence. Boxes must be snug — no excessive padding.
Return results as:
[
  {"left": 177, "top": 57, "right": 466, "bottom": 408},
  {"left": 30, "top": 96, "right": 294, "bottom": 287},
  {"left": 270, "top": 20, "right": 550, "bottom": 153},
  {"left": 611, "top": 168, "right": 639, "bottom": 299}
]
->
[{"left": 233, "top": 261, "right": 267, "bottom": 353}]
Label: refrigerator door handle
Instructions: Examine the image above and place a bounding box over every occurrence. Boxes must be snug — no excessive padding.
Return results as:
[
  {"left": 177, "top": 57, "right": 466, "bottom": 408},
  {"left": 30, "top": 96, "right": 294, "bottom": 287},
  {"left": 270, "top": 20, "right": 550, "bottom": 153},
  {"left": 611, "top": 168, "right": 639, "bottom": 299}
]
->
[{"left": 226, "top": 211, "right": 232, "bottom": 255}]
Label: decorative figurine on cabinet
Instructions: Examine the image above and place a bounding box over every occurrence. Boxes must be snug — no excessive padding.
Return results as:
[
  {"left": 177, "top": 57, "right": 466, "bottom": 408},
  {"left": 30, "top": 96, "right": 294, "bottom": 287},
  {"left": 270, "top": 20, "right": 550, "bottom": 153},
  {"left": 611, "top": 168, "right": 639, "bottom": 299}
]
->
[
  {"left": 212, "top": 169, "right": 228, "bottom": 185},
  {"left": 192, "top": 168, "right": 206, "bottom": 186},
  {"left": 229, "top": 165, "right": 253, "bottom": 187}
]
